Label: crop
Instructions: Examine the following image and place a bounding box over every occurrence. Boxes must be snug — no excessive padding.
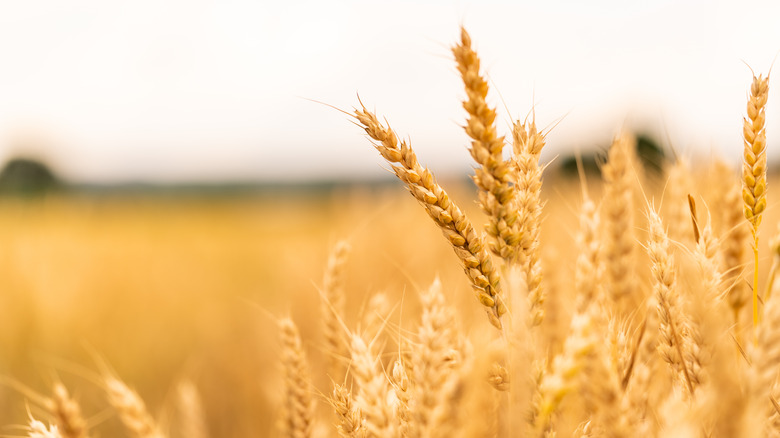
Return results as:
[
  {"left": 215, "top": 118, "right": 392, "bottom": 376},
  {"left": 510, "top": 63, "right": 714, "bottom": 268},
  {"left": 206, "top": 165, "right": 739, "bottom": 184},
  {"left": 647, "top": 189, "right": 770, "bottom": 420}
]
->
[{"left": 3, "top": 26, "right": 779, "bottom": 438}]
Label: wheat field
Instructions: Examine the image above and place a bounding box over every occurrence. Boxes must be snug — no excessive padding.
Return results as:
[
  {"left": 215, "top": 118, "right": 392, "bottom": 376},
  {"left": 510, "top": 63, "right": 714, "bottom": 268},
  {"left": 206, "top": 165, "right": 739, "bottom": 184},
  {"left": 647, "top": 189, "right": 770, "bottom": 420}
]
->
[{"left": 3, "top": 26, "right": 780, "bottom": 437}]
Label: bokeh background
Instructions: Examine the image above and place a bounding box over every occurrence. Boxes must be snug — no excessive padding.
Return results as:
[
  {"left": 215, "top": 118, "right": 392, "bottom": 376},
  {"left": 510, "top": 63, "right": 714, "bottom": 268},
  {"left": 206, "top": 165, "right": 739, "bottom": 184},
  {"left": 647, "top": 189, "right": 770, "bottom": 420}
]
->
[{"left": 1, "top": 0, "right": 780, "bottom": 435}]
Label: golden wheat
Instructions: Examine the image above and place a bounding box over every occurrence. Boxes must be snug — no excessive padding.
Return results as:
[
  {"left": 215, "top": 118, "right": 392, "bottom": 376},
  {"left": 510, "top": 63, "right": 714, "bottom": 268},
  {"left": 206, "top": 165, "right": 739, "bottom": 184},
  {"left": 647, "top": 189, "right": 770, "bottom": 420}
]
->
[{"left": 4, "top": 24, "right": 780, "bottom": 438}]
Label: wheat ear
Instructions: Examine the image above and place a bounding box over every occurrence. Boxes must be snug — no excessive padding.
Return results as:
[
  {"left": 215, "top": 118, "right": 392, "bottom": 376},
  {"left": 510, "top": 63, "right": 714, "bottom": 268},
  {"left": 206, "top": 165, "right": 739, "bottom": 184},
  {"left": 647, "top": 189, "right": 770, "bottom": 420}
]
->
[
  {"left": 452, "top": 27, "right": 519, "bottom": 261},
  {"left": 742, "top": 73, "right": 769, "bottom": 330},
  {"left": 28, "top": 418, "right": 63, "bottom": 438},
  {"left": 581, "top": 322, "right": 631, "bottom": 438},
  {"left": 354, "top": 104, "right": 506, "bottom": 329},
  {"left": 390, "top": 358, "right": 414, "bottom": 438},
  {"left": 624, "top": 299, "right": 659, "bottom": 435},
  {"left": 45, "top": 383, "right": 88, "bottom": 438},
  {"left": 105, "top": 377, "right": 165, "bottom": 438},
  {"left": 330, "top": 384, "right": 364, "bottom": 438},
  {"left": 575, "top": 196, "right": 602, "bottom": 311},
  {"left": 646, "top": 208, "right": 695, "bottom": 396},
  {"left": 713, "top": 160, "right": 750, "bottom": 329},
  {"left": 349, "top": 333, "right": 394, "bottom": 438},
  {"left": 362, "top": 291, "right": 392, "bottom": 340},
  {"left": 321, "top": 240, "right": 351, "bottom": 379},
  {"left": 412, "top": 278, "right": 461, "bottom": 438},
  {"left": 664, "top": 158, "right": 694, "bottom": 246},
  {"left": 602, "top": 133, "right": 637, "bottom": 309},
  {"left": 512, "top": 118, "right": 547, "bottom": 326},
  {"left": 278, "top": 317, "right": 315, "bottom": 438},
  {"left": 534, "top": 307, "right": 597, "bottom": 435}
]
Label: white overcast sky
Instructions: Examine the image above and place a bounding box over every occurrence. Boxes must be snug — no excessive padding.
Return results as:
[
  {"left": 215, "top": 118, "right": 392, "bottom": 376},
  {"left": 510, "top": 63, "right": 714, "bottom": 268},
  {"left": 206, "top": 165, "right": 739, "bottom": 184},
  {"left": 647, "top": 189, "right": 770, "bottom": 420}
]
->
[{"left": 0, "top": 0, "right": 779, "bottom": 183}]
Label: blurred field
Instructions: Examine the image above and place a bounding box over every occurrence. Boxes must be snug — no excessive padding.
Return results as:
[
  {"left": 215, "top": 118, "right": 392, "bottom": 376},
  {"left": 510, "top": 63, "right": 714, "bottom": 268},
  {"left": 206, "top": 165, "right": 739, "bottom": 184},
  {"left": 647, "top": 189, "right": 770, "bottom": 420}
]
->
[
  {"left": 0, "top": 168, "right": 778, "bottom": 436},
  {"left": 0, "top": 182, "right": 486, "bottom": 435}
]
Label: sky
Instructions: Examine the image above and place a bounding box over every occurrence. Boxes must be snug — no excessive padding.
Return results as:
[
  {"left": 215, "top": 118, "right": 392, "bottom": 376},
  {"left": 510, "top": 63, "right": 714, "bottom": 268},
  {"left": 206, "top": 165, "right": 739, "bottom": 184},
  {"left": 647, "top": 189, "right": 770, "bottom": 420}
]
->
[{"left": 0, "top": 0, "right": 779, "bottom": 183}]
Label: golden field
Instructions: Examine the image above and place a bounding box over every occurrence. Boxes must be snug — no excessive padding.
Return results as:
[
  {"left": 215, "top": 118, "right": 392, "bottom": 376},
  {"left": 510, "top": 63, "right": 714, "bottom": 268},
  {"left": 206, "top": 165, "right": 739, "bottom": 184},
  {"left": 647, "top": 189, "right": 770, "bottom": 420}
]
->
[
  {"left": 0, "top": 167, "right": 777, "bottom": 436},
  {"left": 0, "top": 185, "right": 503, "bottom": 435},
  {"left": 5, "top": 26, "right": 780, "bottom": 438}
]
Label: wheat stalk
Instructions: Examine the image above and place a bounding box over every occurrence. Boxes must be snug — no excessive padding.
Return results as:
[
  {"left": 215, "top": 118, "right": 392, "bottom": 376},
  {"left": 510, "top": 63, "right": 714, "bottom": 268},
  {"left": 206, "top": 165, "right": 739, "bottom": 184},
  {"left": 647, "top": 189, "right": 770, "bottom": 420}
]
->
[
  {"left": 534, "top": 307, "right": 597, "bottom": 435},
  {"left": 321, "top": 240, "right": 351, "bottom": 380},
  {"left": 104, "top": 377, "right": 165, "bottom": 438},
  {"left": 664, "top": 158, "right": 694, "bottom": 246},
  {"left": 753, "top": 285, "right": 780, "bottom": 432},
  {"left": 452, "top": 27, "right": 519, "bottom": 262},
  {"left": 45, "top": 383, "right": 88, "bottom": 438},
  {"left": 390, "top": 358, "right": 414, "bottom": 438},
  {"left": 742, "top": 73, "right": 769, "bottom": 330},
  {"left": 512, "top": 118, "right": 547, "bottom": 327},
  {"left": 624, "top": 298, "right": 660, "bottom": 434},
  {"left": 353, "top": 104, "right": 506, "bottom": 329},
  {"left": 349, "top": 334, "right": 394, "bottom": 438},
  {"left": 712, "top": 160, "right": 750, "bottom": 331},
  {"left": 602, "top": 133, "right": 637, "bottom": 310},
  {"left": 330, "top": 384, "right": 365, "bottom": 438},
  {"left": 575, "top": 196, "right": 602, "bottom": 311},
  {"left": 278, "top": 317, "right": 315, "bottom": 438},
  {"left": 581, "top": 324, "right": 631, "bottom": 438},
  {"left": 412, "top": 278, "right": 461, "bottom": 438},
  {"left": 646, "top": 208, "right": 696, "bottom": 396}
]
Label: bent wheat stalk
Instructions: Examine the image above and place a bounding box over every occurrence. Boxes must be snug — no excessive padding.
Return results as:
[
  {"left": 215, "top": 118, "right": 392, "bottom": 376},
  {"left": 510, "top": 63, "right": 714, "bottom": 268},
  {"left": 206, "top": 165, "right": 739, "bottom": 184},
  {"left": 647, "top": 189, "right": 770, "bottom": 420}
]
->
[{"left": 353, "top": 104, "right": 506, "bottom": 329}]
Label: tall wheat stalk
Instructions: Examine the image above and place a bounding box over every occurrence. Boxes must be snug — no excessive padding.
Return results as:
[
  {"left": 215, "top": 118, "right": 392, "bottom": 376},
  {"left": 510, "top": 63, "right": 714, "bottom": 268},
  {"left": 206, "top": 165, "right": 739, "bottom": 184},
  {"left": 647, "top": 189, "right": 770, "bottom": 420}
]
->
[
  {"left": 742, "top": 73, "right": 769, "bottom": 331},
  {"left": 453, "top": 27, "right": 519, "bottom": 262}
]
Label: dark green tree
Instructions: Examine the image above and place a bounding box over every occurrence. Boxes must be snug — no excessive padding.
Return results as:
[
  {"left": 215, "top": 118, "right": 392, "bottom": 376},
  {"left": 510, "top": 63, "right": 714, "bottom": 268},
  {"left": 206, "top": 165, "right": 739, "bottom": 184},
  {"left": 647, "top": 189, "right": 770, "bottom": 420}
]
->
[{"left": 0, "top": 157, "right": 59, "bottom": 195}]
